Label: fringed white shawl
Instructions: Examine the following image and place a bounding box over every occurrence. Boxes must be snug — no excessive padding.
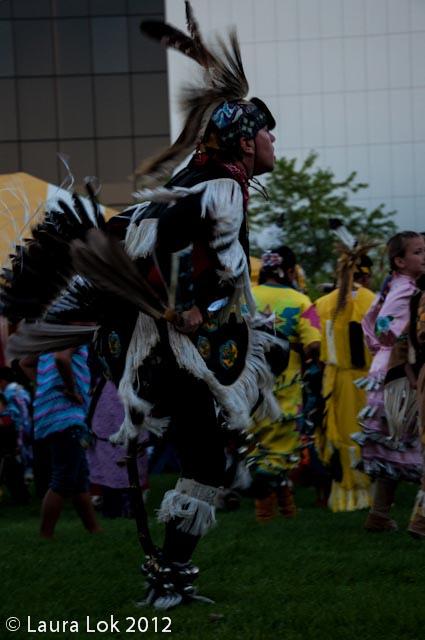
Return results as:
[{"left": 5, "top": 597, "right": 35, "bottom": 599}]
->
[{"left": 111, "top": 178, "right": 282, "bottom": 444}]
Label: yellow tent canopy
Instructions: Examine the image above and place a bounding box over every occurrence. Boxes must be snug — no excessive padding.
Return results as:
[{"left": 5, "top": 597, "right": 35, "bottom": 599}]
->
[{"left": 0, "top": 172, "right": 116, "bottom": 267}]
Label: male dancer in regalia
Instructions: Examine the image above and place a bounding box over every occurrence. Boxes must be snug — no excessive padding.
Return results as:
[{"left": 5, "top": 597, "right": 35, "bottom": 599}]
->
[{"left": 1, "top": 2, "right": 287, "bottom": 609}]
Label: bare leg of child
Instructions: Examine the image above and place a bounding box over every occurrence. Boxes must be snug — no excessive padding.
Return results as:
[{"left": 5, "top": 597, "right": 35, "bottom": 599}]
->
[
  {"left": 72, "top": 492, "right": 102, "bottom": 533},
  {"left": 40, "top": 489, "right": 65, "bottom": 538}
]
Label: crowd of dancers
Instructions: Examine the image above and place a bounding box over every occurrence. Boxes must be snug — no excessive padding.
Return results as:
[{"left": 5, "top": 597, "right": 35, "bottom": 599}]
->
[
  {"left": 247, "top": 229, "right": 425, "bottom": 541},
  {"left": 2, "top": 228, "right": 425, "bottom": 535}
]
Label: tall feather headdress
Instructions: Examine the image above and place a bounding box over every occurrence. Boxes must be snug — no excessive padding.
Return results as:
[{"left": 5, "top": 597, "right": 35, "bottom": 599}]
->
[
  {"left": 137, "top": 1, "right": 273, "bottom": 186},
  {"left": 329, "top": 218, "right": 377, "bottom": 319}
]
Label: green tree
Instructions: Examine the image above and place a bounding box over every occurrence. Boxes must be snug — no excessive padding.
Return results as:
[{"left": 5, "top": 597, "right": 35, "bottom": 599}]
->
[{"left": 249, "top": 151, "right": 397, "bottom": 292}]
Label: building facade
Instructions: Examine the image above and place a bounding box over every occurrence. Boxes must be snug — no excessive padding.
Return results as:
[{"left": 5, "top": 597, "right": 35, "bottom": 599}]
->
[
  {"left": 166, "top": 0, "right": 425, "bottom": 230},
  {"left": 0, "top": 0, "right": 170, "bottom": 209}
]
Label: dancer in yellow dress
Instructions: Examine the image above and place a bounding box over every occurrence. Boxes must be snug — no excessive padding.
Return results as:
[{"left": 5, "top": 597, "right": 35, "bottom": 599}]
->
[
  {"left": 249, "top": 246, "right": 321, "bottom": 521},
  {"left": 315, "top": 223, "right": 375, "bottom": 512}
]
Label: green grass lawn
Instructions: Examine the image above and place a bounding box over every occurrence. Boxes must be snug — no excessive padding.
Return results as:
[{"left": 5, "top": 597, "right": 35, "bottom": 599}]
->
[{"left": 1, "top": 476, "right": 424, "bottom": 640}]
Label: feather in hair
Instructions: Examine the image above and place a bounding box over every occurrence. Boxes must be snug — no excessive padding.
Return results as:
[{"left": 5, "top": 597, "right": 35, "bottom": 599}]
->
[
  {"left": 137, "top": 3, "right": 249, "bottom": 186},
  {"left": 179, "top": 31, "right": 248, "bottom": 117},
  {"left": 184, "top": 0, "right": 212, "bottom": 68},
  {"left": 140, "top": 20, "right": 210, "bottom": 67},
  {"left": 134, "top": 102, "right": 218, "bottom": 185},
  {"left": 329, "top": 217, "right": 357, "bottom": 250}
]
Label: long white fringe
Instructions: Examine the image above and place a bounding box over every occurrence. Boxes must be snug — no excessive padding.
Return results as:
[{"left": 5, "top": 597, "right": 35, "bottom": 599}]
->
[
  {"left": 157, "top": 478, "right": 218, "bottom": 537},
  {"left": 125, "top": 215, "right": 157, "bottom": 259},
  {"left": 133, "top": 183, "right": 205, "bottom": 204},
  {"left": 201, "top": 179, "right": 246, "bottom": 281},
  {"left": 200, "top": 180, "right": 254, "bottom": 319},
  {"left": 167, "top": 322, "right": 283, "bottom": 430},
  {"left": 384, "top": 376, "right": 418, "bottom": 441},
  {"left": 133, "top": 178, "right": 246, "bottom": 281},
  {"left": 111, "top": 312, "right": 168, "bottom": 444},
  {"left": 131, "top": 178, "right": 253, "bottom": 319},
  {"left": 243, "top": 266, "right": 257, "bottom": 317}
]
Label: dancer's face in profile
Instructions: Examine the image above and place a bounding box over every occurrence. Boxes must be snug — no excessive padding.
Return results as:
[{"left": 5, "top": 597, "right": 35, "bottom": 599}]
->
[
  {"left": 395, "top": 236, "right": 425, "bottom": 279},
  {"left": 252, "top": 127, "right": 276, "bottom": 175},
  {"left": 239, "top": 126, "right": 276, "bottom": 177}
]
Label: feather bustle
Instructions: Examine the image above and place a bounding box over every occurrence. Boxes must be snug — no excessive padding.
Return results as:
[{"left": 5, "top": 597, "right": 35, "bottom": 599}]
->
[
  {"left": 71, "top": 229, "right": 165, "bottom": 319},
  {"left": 0, "top": 187, "right": 105, "bottom": 322}
]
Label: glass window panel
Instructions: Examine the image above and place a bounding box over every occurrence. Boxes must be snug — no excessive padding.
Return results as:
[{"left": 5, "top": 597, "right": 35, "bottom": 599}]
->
[
  {"left": 97, "top": 138, "right": 133, "bottom": 205},
  {"left": 13, "top": 0, "right": 51, "bottom": 17},
  {"left": 58, "top": 140, "right": 96, "bottom": 185},
  {"left": 134, "top": 135, "right": 169, "bottom": 165},
  {"left": 52, "top": 0, "right": 89, "bottom": 17},
  {"left": 54, "top": 19, "right": 91, "bottom": 75},
  {"left": 129, "top": 15, "right": 166, "bottom": 73},
  {"left": 94, "top": 75, "right": 131, "bottom": 137},
  {"left": 0, "top": 143, "right": 19, "bottom": 174},
  {"left": 100, "top": 182, "right": 134, "bottom": 207},
  {"left": 128, "top": 0, "right": 164, "bottom": 15},
  {"left": 90, "top": 0, "right": 126, "bottom": 15},
  {"left": 21, "top": 141, "right": 59, "bottom": 184},
  {"left": 0, "top": 79, "right": 17, "bottom": 141},
  {"left": 91, "top": 17, "right": 129, "bottom": 73},
  {"left": 97, "top": 138, "right": 133, "bottom": 181},
  {"left": 57, "top": 77, "right": 94, "bottom": 139},
  {"left": 0, "top": 21, "right": 15, "bottom": 76},
  {"left": 15, "top": 20, "right": 53, "bottom": 76},
  {"left": 0, "top": 1, "right": 11, "bottom": 18},
  {"left": 132, "top": 72, "right": 169, "bottom": 136},
  {"left": 19, "top": 78, "right": 56, "bottom": 139}
]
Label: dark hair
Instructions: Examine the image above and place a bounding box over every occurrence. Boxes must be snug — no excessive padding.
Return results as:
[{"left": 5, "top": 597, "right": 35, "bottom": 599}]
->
[
  {"left": 416, "top": 273, "right": 425, "bottom": 291},
  {"left": 387, "top": 231, "right": 421, "bottom": 272},
  {"left": 200, "top": 135, "right": 244, "bottom": 162},
  {"left": 258, "top": 245, "right": 297, "bottom": 285},
  {"left": 353, "top": 254, "right": 373, "bottom": 280}
]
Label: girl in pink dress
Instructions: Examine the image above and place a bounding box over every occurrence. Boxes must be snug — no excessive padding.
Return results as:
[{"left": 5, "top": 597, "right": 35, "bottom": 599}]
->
[{"left": 354, "top": 232, "right": 425, "bottom": 531}]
